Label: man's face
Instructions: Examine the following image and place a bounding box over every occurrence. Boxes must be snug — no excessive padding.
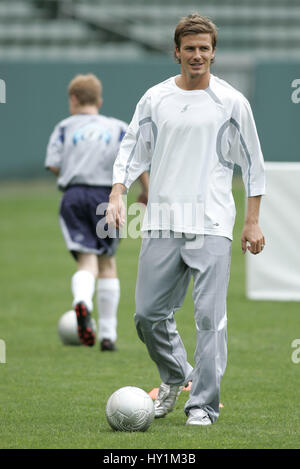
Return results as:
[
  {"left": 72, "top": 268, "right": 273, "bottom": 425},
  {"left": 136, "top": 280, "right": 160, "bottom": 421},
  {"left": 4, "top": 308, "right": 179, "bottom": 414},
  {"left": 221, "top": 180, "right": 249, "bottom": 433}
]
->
[{"left": 176, "top": 33, "right": 215, "bottom": 80}]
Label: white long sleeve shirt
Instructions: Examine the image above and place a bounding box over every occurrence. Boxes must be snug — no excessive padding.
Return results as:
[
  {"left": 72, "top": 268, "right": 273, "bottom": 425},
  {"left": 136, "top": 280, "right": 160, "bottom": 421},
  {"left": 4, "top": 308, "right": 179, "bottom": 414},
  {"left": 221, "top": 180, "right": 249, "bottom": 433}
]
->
[{"left": 113, "top": 74, "right": 265, "bottom": 239}]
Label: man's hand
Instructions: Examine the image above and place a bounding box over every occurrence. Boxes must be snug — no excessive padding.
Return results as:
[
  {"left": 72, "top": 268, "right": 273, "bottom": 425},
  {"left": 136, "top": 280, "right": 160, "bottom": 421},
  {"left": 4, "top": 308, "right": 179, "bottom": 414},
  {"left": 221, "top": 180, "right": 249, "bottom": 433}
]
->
[
  {"left": 241, "top": 222, "right": 265, "bottom": 255},
  {"left": 241, "top": 195, "right": 265, "bottom": 255},
  {"left": 106, "top": 184, "right": 126, "bottom": 229}
]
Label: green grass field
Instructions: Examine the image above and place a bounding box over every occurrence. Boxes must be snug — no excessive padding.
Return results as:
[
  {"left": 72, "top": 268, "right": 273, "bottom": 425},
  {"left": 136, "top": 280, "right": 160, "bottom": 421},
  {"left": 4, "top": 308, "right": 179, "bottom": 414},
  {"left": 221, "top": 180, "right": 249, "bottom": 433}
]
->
[{"left": 0, "top": 177, "right": 300, "bottom": 449}]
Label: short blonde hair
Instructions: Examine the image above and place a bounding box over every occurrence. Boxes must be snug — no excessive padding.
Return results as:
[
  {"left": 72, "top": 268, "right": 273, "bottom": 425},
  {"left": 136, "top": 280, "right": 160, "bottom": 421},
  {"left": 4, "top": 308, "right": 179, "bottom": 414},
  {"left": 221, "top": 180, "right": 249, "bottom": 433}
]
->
[{"left": 68, "top": 74, "right": 102, "bottom": 106}]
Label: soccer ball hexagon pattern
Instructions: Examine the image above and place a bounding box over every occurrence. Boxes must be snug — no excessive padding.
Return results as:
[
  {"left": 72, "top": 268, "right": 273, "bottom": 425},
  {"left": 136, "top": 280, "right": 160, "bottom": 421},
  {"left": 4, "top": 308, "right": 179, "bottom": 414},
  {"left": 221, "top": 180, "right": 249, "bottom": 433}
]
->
[{"left": 106, "top": 386, "right": 155, "bottom": 432}]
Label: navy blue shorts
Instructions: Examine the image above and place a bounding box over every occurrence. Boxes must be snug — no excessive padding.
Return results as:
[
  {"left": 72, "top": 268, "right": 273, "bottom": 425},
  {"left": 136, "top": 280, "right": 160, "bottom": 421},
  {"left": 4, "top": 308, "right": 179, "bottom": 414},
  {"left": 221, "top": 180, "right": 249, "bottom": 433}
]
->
[{"left": 59, "top": 185, "right": 119, "bottom": 260}]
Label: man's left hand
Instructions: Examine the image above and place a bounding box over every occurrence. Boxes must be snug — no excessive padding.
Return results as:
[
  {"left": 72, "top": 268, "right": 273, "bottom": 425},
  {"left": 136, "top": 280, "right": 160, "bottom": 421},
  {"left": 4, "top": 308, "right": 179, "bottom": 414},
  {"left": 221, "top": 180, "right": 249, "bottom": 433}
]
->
[{"left": 241, "top": 222, "right": 265, "bottom": 255}]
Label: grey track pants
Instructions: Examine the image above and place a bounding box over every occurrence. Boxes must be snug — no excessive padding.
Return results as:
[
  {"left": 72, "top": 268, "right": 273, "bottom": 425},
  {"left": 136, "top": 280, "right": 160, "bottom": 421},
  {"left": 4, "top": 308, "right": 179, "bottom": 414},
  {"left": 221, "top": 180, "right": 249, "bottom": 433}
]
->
[{"left": 134, "top": 233, "right": 232, "bottom": 423}]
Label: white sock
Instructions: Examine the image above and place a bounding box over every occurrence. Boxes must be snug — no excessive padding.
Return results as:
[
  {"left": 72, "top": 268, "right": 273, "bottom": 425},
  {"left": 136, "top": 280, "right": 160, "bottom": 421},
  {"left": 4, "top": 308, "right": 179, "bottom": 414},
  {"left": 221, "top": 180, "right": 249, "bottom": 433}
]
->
[
  {"left": 71, "top": 270, "right": 95, "bottom": 312},
  {"left": 97, "top": 278, "right": 120, "bottom": 342}
]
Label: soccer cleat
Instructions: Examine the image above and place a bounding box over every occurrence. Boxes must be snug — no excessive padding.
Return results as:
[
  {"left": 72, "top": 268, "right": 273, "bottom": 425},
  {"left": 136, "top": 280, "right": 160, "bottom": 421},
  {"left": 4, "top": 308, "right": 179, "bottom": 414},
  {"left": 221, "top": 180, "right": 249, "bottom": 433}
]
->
[
  {"left": 100, "top": 338, "right": 116, "bottom": 351},
  {"left": 154, "top": 382, "right": 184, "bottom": 418},
  {"left": 74, "top": 301, "right": 95, "bottom": 347},
  {"left": 186, "top": 408, "right": 212, "bottom": 426}
]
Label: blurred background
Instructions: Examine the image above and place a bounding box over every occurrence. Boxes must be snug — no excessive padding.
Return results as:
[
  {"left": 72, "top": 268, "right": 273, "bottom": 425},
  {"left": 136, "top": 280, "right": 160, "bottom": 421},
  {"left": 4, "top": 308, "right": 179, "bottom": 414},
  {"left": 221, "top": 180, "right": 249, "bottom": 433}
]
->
[{"left": 0, "top": 0, "right": 300, "bottom": 179}]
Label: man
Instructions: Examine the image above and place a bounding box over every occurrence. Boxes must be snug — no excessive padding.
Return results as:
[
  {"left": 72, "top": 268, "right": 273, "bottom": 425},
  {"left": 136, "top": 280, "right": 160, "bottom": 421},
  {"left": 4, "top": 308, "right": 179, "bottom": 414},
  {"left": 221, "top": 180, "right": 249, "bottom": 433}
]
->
[
  {"left": 45, "top": 73, "right": 148, "bottom": 350},
  {"left": 107, "top": 14, "right": 265, "bottom": 425}
]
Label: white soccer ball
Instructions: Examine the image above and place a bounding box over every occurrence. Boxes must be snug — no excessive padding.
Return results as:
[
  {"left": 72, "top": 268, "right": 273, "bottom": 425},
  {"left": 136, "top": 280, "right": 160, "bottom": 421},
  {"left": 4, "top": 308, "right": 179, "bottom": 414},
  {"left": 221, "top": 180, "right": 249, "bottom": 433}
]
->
[
  {"left": 106, "top": 386, "right": 155, "bottom": 432},
  {"left": 57, "top": 310, "right": 96, "bottom": 346}
]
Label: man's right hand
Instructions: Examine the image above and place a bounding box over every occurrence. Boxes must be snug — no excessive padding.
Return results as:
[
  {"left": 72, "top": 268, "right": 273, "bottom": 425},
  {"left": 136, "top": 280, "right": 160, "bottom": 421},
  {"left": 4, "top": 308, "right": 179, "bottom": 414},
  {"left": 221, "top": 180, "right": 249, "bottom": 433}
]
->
[{"left": 106, "top": 184, "right": 126, "bottom": 229}]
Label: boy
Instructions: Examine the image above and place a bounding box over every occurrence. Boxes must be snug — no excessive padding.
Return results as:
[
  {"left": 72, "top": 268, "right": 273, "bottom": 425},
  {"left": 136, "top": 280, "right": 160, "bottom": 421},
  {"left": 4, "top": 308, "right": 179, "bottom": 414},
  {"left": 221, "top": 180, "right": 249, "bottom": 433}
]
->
[{"left": 46, "top": 73, "right": 148, "bottom": 350}]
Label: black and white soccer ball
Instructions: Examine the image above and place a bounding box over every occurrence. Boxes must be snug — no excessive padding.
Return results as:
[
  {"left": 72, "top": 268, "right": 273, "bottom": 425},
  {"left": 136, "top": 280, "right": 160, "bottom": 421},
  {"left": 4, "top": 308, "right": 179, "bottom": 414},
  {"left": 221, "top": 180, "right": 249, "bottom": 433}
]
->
[
  {"left": 106, "top": 386, "right": 155, "bottom": 432},
  {"left": 57, "top": 310, "right": 96, "bottom": 345}
]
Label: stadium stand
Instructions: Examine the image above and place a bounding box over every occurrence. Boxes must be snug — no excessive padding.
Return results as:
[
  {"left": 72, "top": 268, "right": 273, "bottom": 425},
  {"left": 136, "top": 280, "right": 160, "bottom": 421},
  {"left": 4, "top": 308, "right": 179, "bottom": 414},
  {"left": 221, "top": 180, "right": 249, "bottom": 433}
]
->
[{"left": 0, "top": 0, "right": 300, "bottom": 61}]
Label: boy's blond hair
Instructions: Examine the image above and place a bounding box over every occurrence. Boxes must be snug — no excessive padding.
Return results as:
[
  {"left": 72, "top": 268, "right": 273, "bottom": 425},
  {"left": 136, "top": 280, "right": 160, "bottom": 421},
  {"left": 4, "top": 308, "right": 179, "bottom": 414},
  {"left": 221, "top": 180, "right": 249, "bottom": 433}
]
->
[{"left": 68, "top": 74, "right": 102, "bottom": 106}]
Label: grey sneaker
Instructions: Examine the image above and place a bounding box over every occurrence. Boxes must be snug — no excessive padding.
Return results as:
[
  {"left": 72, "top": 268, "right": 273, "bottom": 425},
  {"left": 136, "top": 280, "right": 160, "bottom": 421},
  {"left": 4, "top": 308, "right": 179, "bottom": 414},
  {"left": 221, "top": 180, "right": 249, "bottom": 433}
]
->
[
  {"left": 154, "top": 382, "right": 184, "bottom": 418},
  {"left": 186, "top": 408, "right": 212, "bottom": 426}
]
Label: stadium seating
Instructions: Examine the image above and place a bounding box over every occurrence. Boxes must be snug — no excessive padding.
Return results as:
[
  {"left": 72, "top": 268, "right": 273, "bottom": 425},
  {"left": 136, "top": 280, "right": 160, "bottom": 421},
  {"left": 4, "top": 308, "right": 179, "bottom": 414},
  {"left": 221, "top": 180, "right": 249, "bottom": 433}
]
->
[{"left": 0, "top": 0, "right": 300, "bottom": 61}]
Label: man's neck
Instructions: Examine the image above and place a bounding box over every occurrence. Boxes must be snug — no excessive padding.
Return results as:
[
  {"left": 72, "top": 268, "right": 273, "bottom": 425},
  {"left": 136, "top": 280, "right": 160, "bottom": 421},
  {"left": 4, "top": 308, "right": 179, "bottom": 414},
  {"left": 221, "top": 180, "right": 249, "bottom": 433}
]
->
[{"left": 176, "top": 72, "right": 211, "bottom": 91}]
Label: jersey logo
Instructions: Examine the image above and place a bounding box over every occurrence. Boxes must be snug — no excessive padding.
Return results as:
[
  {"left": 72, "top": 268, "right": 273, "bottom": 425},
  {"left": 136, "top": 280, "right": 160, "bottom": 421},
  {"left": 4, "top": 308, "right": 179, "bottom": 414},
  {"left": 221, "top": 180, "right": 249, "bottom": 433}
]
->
[
  {"left": 181, "top": 104, "right": 190, "bottom": 113},
  {"left": 72, "top": 124, "right": 111, "bottom": 145}
]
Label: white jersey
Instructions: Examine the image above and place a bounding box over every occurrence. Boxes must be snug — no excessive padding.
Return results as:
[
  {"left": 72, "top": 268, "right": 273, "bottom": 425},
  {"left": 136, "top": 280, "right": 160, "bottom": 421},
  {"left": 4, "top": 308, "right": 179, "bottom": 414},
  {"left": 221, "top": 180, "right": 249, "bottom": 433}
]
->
[
  {"left": 45, "top": 114, "right": 128, "bottom": 190},
  {"left": 113, "top": 74, "right": 265, "bottom": 239}
]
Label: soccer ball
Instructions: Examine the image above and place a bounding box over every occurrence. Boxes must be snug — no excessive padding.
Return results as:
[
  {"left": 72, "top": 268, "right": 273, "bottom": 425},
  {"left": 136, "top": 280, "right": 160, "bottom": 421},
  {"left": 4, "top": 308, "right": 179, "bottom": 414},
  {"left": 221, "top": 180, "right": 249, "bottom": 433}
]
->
[
  {"left": 57, "top": 310, "right": 96, "bottom": 346},
  {"left": 106, "top": 386, "right": 155, "bottom": 432}
]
